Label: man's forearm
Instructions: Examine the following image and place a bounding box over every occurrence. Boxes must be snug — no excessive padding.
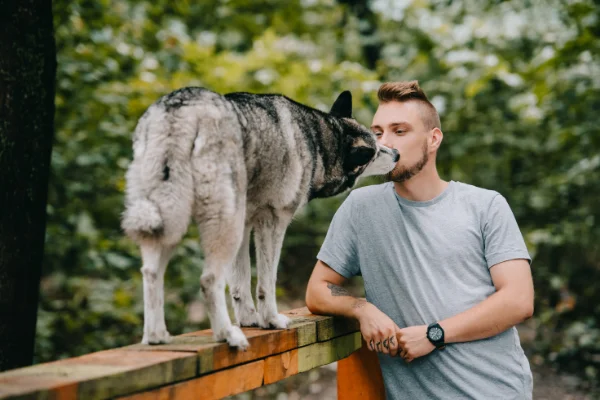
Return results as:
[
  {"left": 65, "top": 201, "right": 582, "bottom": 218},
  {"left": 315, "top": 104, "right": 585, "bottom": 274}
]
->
[
  {"left": 440, "top": 288, "right": 533, "bottom": 343},
  {"left": 305, "top": 281, "right": 367, "bottom": 320}
]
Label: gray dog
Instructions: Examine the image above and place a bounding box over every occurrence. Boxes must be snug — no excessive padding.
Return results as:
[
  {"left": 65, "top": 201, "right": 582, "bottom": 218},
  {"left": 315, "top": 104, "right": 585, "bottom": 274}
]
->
[{"left": 121, "top": 87, "right": 399, "bottom": 349}]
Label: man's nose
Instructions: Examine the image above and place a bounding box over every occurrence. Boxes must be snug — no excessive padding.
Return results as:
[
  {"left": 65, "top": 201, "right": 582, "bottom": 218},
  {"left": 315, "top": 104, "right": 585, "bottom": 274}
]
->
[{"left": 381, "top": 133, "right": 394, "bottom": 151}]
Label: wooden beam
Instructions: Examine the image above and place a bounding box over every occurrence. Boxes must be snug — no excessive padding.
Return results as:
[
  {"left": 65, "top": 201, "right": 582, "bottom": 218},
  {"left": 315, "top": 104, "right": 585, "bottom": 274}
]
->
[
  {"left": 119, "top": 360, "right": 265, "bottom": 400},
  {"left": 285, "top": 307, "right": 360, "bottom": 342},
  {"left": 0, "top": 349, "right": 196, "bottom": 400},
  {"left": 117, "top": 332, "right": 363, "bottom": 400},
  {"left": 0, "top": 307, "right": 361, "bottom": 399}
]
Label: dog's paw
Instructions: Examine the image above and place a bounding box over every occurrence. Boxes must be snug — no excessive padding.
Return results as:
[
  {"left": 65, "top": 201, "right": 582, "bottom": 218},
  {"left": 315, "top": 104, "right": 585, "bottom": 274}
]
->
[
  {"left": 237, "top": 309, "right": 260, "bottom": 327},
  {"left": 142, "top": 329, "right": 172, "bottom": 345},
  {"left": 259, "top": 313, "right": 291, "bottom": 330},
  {"left": 225, "top": 326, "right": 250, "bottom": 350}
]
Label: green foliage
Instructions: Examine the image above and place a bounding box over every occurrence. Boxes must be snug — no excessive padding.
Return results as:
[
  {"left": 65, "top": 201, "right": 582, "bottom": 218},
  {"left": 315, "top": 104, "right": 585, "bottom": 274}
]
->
[{"left": 41, "top": 0, "right": 599, "bottom": 390}]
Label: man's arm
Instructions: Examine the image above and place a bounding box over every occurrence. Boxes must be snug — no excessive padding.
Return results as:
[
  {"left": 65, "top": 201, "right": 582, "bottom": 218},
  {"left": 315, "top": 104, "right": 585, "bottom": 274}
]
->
[
  {"left": 306, "top": 260, "right": 401, "bottom": 355},
  {"left": 305, "top": 260, "right": 365, "bottom": 318},
  {"left": 397, "top": 259, "right": 534, "bottom": 361},
  {"left": 440, "top": 258, "right": 534, "bottom": 342}
]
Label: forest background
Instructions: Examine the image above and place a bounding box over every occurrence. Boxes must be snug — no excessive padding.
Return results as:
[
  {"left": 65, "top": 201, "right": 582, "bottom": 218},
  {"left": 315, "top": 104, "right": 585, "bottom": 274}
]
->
[{"left": 39, "top": 0, "right": 599, "bottom": 395}]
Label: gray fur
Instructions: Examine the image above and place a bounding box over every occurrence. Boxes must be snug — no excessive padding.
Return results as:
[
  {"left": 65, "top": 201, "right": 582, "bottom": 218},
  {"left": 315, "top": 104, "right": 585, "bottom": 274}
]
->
[{"left": 122, "top": 87, "right": 399, "bottom": 349}]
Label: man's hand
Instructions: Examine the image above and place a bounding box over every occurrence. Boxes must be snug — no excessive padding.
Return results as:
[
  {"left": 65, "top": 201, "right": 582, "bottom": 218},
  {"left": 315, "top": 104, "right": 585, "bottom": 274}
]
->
[
  {"left": 355, "top": 302, "right": 401, "bottom": 356},
  {"left": 396, "top": 325, "right": 435, "bottom": 362}
]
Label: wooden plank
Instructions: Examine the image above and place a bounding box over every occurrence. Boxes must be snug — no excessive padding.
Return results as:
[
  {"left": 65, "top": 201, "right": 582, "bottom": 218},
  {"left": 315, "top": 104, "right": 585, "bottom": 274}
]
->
[
  {"left": 284, "top": 307, "right": 360, "bottom": 342},
  {"left": 118, "top": 333, "right": 361, "bottom": 399},
  {"left": 118, "top": 360, "right": 265, "bottom": 400},
  {"left": 0, "top": 375, "right": 78, "bottom": 400},
  {"left": 0, "top": 350, "right": 196, "bottom": 400},
  {"left": 0, "top": 307, "right": 360, "bottom": 400},
  {"left": 285, "top": 313, "right": 318, "bottom": 347},
  {"left": 337, "top": 339, "right": 386, "bottom": 400},
  {"left": 210, "top": 327, "right": 297, "bottom": 372},
  {"left": 126, "top": 311, "right": 318, "bottom": 375},
  {"left": 263, "top": 349, "right": 299, "bottom": 385},
  {"left": 297, "top": 332, "right": 362, "bottom": 372}
]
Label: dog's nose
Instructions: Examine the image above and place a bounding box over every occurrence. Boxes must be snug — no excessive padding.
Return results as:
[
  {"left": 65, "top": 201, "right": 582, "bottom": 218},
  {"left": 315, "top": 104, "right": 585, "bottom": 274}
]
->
[{"left": 392, "top": 149, "right": 400, "bottom": 162}]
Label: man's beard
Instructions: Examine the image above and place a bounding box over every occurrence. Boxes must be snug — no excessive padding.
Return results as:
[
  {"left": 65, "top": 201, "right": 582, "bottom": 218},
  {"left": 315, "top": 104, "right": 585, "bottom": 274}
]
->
[{"left": 386, "top": 140, "right": 429, "bottom": 183}]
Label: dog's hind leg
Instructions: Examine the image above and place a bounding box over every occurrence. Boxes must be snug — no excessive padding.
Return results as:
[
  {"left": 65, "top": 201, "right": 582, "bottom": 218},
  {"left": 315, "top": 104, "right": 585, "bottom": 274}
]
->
[
  {"left": 228, "top": 225, "right": 259, "bottom": 327},
  {"left": 254, "top": 214, "right": 293, "bottom": 329},
  {"left": 141, "top": 243, "right": 175, "bottom": 344},
  {"left": 198, "top": 211, "right": 249, "bottom": 350}
]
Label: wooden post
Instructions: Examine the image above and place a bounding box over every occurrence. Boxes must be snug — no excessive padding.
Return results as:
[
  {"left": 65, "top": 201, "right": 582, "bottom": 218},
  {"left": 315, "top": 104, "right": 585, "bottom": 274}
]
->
[{"left": 337, "top": 339, "right": 385, "bottom": 400}]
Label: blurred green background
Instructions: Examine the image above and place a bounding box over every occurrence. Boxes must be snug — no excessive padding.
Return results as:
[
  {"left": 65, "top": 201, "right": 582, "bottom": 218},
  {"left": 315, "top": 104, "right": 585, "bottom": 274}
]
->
[{"left": 40, "top": 0, "right": 599, "bottom": 395}]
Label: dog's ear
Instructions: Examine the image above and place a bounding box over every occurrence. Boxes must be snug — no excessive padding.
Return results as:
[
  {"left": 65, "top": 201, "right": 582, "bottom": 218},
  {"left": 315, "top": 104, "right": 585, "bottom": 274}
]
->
[
  {"left": 330, "top": 91, "right": 352, "bottom": 118},
  {"left": 346, "top": 146, "right": 375, "bottom": 169}
]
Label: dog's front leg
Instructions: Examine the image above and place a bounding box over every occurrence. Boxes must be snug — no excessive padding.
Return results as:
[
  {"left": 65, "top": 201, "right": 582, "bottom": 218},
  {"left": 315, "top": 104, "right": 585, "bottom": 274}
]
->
[{"left": 254, "top": 216, "right": 292, "bottom": 329}]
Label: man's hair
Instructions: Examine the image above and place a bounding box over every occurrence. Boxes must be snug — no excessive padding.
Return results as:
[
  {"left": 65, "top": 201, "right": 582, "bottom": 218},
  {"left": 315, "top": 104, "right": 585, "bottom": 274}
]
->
[{"left": 377, "top": 81, "right": 441, "bottom": 130}]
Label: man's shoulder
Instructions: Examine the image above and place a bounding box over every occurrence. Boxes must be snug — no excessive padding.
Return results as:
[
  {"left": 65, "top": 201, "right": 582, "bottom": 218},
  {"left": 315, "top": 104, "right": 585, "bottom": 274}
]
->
[
  {"left": 348, "top": 182, "right": 391, "bottom": 204},
  {"left": 452, "top": 181, "right": 502, "bottom": 204}
]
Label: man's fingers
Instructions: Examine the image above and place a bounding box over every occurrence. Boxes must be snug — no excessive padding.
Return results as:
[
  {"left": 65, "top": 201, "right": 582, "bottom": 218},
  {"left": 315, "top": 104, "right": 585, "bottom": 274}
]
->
[
  {"left": 388, "top": 335, "right": 399, "bottom": 356},
  {"left": 368, "top": 338, "right": 375, "bottom": 351},
  {"left": 400, "top": 347, "right": 408, "bottom": 359}
]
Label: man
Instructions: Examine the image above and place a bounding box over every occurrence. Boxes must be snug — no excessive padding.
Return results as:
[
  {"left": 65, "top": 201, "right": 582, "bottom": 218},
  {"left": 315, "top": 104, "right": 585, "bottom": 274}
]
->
[{"left": 305, "top": 81, "right": 534, "bottom": 399}]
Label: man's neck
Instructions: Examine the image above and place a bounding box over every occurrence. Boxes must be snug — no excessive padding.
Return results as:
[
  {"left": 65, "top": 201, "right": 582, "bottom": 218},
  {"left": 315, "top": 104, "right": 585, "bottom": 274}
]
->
[{"left": 393, "top": 163, "right": 448, "bottom": 202}]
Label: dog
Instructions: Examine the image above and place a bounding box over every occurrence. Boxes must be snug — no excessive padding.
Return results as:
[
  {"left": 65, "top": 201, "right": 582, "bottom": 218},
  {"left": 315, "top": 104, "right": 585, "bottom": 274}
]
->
[{"left": 121, "top": 87, "right": 399, "bottom": 349}]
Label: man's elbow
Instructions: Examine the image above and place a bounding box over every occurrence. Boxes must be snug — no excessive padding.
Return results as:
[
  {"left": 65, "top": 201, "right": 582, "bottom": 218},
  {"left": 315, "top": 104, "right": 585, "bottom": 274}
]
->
[
  {"left": 514, "top": 298, "right": 534, "bottom": 322},
  {"left": 305, "top": 286, "right": 321, "bottom": 315},
  {"left": 520, "top": 302, "right": 534, "bottom": 321}
]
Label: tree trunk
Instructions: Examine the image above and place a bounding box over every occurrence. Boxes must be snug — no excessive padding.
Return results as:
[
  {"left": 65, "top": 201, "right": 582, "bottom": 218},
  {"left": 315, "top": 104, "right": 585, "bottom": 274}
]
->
[{"left": 0, "top": 0, "right": 56, "bottom": 371}]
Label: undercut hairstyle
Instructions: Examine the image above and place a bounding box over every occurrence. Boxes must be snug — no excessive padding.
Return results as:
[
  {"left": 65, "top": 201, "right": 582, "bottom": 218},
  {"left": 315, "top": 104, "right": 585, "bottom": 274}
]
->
[{"left": 377, "top": 81, "right": 441, "bottom": 130}]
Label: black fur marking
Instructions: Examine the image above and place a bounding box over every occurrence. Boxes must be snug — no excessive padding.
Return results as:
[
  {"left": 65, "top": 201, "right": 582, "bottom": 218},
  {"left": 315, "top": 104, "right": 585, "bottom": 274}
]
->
[
  {"left": 233, "top": 295, "right": 241, "bottom": 302},
  {"left": 330, "top": 91, "right": 353, "bottom": 118},
  {"left": 162, "top": 163, "right": 170, "bottom": 181},
  {"left": 159, "top": 87, "right": 207, "bottom": 111},
  {"left": 345, "top": 146, "right": 376, "bottom": 169}
]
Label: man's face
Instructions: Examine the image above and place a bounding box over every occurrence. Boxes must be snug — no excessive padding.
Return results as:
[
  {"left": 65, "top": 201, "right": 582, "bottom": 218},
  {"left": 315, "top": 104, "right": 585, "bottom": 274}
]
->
[{"left": 371, "top": 101, "right": 431, "bottom": 182}]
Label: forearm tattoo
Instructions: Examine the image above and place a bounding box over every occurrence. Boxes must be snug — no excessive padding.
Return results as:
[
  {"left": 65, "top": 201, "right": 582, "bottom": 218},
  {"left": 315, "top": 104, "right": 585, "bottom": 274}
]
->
[
  {"left": 352, "top": 299, "right": 367, "bottom": 309},
  {"left": 327, "top": 282, "right": 352, "bottom": 297}
]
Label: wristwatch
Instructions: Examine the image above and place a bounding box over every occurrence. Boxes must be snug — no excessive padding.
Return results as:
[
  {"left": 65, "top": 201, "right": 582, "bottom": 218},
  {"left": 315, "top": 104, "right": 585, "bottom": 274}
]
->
[{"left": 426, "top": 322, "right": 446, "bottom": 350}]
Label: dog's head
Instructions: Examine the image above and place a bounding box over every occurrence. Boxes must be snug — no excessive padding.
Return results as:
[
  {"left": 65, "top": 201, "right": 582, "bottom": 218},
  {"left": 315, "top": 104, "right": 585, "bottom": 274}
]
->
[{"left": 330, "top": 91, "right": 400, "bottom": 180}]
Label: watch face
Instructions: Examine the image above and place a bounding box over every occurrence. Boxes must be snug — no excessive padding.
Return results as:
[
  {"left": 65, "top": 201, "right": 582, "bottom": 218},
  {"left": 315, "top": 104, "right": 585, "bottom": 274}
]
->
[{"left": 429, "top": 327, "right": 443, "bottom": 341}]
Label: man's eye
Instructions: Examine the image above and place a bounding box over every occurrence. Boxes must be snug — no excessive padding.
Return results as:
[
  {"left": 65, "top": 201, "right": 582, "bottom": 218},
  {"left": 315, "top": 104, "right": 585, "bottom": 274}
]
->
[
  {"left": 373, "top": 132, "right": 383, "bottom": 137},
  {"left": 395, "top": 130, "right": 405, "bottom": 135}
]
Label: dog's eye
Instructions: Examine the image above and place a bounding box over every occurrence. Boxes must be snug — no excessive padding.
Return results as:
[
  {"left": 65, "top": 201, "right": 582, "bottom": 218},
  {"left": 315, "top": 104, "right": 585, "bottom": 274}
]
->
[{"left": 347, "top": 146, "right": 375, "bottom": 167}]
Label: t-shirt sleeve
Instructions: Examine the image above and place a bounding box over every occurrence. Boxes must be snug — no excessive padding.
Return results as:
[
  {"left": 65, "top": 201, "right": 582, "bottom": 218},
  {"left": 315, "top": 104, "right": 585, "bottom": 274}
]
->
[
  {"left": 316, "top": 193, "right": 360, "bottom": 279},
  {"left": 483, "top": 194, "right": 532, "bottom": 269}
]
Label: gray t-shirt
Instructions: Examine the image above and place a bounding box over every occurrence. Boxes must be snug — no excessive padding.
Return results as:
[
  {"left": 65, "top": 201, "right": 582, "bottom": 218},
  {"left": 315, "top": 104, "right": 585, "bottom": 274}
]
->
[{"left": 317, "top": 181, "right": 533, "bottom": 399}]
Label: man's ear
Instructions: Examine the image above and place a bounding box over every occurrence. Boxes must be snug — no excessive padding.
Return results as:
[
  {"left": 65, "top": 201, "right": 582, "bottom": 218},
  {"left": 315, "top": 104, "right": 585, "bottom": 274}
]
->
[
  {"left": 430, "top": 127, "right": 443, "bottom": 151},
  {"left": 330, "top": 91, "right": 353, "bottom": 118}
]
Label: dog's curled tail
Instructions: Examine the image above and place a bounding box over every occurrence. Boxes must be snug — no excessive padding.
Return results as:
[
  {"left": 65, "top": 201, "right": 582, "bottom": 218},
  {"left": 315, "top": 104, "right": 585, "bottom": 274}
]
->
[
  {"left": 122, "top": 198, "right": 164, "bottom": 240},
  {"left": 121, "top": 103, "right": 193, "bottom": 244}
]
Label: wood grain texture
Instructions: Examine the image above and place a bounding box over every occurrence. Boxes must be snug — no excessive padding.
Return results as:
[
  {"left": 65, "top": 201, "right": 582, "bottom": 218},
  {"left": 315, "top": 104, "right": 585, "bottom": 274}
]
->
[
  {"left": 263, "top": 349, "right": 299, "bottom": 385},
  {"left": 337, "top": 340, "right": 386, "bottom": 400},
  {"left": 284, "top": 307, "right": 360, "bottom": 342},
  {"left": 0, "top": 307, "right": 362, "bottom": 399},
  {"left": 0, "top": 350, "right": 196, "bottom": 400},
  {"left": 118, "top": 360, "right": 265, "bottom": 400}
]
